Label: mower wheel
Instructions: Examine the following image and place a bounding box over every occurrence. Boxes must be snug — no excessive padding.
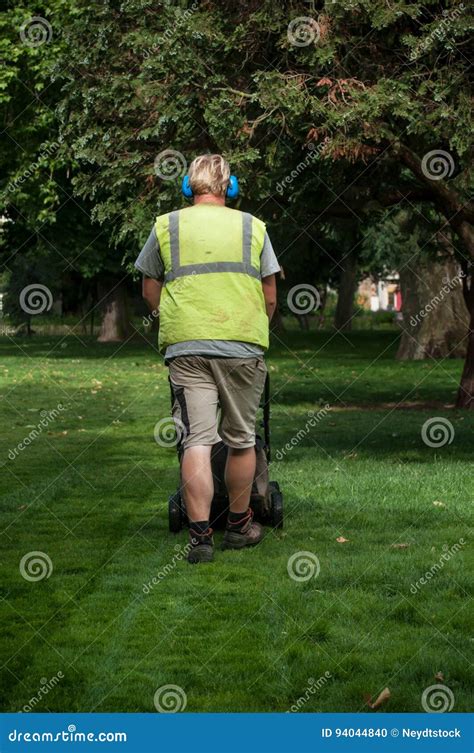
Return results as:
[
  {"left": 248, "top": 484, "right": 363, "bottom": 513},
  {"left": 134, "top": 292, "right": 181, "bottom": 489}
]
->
[
  {"left": 168, "top": 490, "right": 183, "bottom": 533},
  {"left": 269, "top": 483, "right": 283, "bottom": 529}
]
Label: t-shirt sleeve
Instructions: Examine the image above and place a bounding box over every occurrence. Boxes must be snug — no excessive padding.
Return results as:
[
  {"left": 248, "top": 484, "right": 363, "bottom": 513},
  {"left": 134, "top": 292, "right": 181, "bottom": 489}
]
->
[
  {"left": 260, "top": 232, "right": 281, "bottom": 278},
  {"left": 134, "top": 227, "right": 165, "bottom": 280}
]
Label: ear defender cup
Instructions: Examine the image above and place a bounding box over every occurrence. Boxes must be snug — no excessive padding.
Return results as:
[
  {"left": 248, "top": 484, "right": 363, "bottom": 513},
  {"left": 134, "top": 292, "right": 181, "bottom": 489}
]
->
[
  {"left": 226, "top": 175, "right": 239, "bottom": 199},
  {"left": 181, "top": 174, "right": 239, "bottom": 199},
  {"left": 181, "top": 175, "right": 193, "bottom": 199}
]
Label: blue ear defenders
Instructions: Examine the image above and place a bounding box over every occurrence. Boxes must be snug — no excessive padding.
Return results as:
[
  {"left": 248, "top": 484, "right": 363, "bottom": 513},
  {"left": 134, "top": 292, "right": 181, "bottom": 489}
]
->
[
  {"left": 181, "top": 174, "right": 239, "bottom": 199},
  {"left": 226, "top": 175, "right": 239, "bottom": 199}
]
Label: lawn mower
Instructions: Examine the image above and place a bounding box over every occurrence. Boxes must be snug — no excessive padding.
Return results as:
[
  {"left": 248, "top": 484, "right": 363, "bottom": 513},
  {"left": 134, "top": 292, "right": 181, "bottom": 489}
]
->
[{"left": 168, "top": 372, "right": 283, "bottom": 532}]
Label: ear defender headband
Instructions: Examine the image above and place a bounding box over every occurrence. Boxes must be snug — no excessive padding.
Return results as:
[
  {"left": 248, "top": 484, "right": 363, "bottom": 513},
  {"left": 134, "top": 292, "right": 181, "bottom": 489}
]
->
[{"left": 181, "top": 174, "right": 239, "bottom": 200}]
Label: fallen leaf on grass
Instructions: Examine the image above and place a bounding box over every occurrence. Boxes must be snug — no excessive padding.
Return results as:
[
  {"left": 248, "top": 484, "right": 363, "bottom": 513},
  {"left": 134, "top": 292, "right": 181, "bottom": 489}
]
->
[
  {"left": 435, "top": 671, "right": 444, "bottom": 681},
  {"left": 336, "top": 536, "right": 349, "bottom": 543},
  {"left": 367, "top": 687, "right": 391, "bottom": 709},
  {"left": 433, "top": 500, "right": 445, "bottom": 507},
  {"left": 390, "top": 543, "right": 410, "bottom": 549}
]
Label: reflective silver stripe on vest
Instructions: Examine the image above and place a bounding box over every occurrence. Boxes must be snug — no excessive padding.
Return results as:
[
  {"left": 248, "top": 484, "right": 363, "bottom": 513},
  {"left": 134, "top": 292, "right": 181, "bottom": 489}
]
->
[
  {"left": 242, "top": 211, "right": 253, "bottom": 267},
  {"left": 169, "top": 210, "right": 181, "bottom": 274},
  {"left": 164, "top": 211, "right": 260, "bottom": 283}
]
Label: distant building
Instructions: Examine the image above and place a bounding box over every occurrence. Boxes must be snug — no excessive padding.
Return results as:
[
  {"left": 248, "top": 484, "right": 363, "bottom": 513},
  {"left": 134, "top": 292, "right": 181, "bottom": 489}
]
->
[{"left": 357, "top": 274, "right": 402, "bottom": 312}]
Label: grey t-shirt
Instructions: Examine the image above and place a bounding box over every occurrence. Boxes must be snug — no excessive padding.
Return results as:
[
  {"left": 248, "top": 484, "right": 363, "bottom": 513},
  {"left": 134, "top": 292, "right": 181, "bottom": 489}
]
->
[{"left": 135, "top": 222, "right": 280, "bottom": 360}]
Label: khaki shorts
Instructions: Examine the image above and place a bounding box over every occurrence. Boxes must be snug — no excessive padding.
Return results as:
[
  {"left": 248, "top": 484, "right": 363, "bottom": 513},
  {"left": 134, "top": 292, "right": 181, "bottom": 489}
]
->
[{"left": 168, "top": 356, "right": 267, "bottom": 449}]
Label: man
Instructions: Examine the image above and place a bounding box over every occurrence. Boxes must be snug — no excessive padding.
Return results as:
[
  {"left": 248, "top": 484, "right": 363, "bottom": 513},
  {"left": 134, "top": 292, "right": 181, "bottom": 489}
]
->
[{"left": 135, "top": 154, "right": 279, "bottom": 564}]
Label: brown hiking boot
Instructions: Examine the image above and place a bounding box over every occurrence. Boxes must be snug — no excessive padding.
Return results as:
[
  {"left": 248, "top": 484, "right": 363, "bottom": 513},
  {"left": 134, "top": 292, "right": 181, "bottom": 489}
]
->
[
  {"left": 187, "top": 528, "right": 214, "bottom": 564},
  {"left": 222, "top": 509, "right": 264, "bottom": 550}
]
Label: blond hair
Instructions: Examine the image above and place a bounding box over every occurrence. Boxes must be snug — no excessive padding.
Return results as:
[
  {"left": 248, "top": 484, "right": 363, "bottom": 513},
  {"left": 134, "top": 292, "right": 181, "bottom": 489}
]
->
[{"left": 188, "top": 154, "right": 230, "bottom": 197}]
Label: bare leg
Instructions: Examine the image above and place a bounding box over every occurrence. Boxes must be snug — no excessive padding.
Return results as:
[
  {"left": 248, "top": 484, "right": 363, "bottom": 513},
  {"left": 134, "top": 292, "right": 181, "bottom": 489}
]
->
[
  {"left": 181, "top": 445, "right": 213, "bottom": 523},
  {"left": 225, "top": 447, "right": 256, "bottom": 514}
]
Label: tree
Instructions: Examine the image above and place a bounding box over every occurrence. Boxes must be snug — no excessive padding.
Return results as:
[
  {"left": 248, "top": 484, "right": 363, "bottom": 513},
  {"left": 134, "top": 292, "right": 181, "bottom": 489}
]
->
[
  {"left": 0, "top": 0, "right": 133, "bottom": 340},
  {"left": 361, "top": 207, "right": 469, "bottom": 360},
  {"left": 52, "top": 0, "right": 472, "bottom": 398}
]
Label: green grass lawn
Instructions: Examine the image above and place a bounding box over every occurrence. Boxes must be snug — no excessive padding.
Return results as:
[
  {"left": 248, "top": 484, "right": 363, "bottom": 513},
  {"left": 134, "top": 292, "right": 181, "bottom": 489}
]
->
[{"left": 0, "top": 328, "right": 472, "bottom": 713}]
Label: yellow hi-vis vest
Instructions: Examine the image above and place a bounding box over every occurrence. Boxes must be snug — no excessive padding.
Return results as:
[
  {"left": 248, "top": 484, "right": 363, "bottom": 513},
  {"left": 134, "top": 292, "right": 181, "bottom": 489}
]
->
[{"left": 155, "top": 204, "right": 269, "bottom": 352}]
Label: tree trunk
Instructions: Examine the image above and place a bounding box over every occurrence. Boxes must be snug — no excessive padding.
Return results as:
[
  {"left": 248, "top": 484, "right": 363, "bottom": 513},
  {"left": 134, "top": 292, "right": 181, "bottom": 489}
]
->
[
  {"left": 456, "top": 271, "right": 474, "bottom": 408},
  {"left": 334, "top": 250, "right": 358, "bottom": 332},
  {"left": 97, "top": 280, "right": 132, "bottom": 342},
  {"left": 397, "top": 256, "right": 468, "bottom": 360},
  {"left": 384, "top": 139, "right": 474, "bottom": 403}
]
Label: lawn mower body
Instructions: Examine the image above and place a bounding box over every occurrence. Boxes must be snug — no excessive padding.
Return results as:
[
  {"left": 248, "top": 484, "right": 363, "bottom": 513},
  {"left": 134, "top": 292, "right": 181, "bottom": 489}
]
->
[{"left": 168, "top": 373, "right": 283, "bottom": 532}]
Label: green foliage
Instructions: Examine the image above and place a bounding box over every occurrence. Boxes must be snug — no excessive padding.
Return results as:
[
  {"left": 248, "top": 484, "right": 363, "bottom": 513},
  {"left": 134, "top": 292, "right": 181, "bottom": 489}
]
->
[
  {"left": 50, "top": 0, "right": 472, "bottom": 275},
  {"left": 1, "top": 0, "right": 472, "bottom": 308}
]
